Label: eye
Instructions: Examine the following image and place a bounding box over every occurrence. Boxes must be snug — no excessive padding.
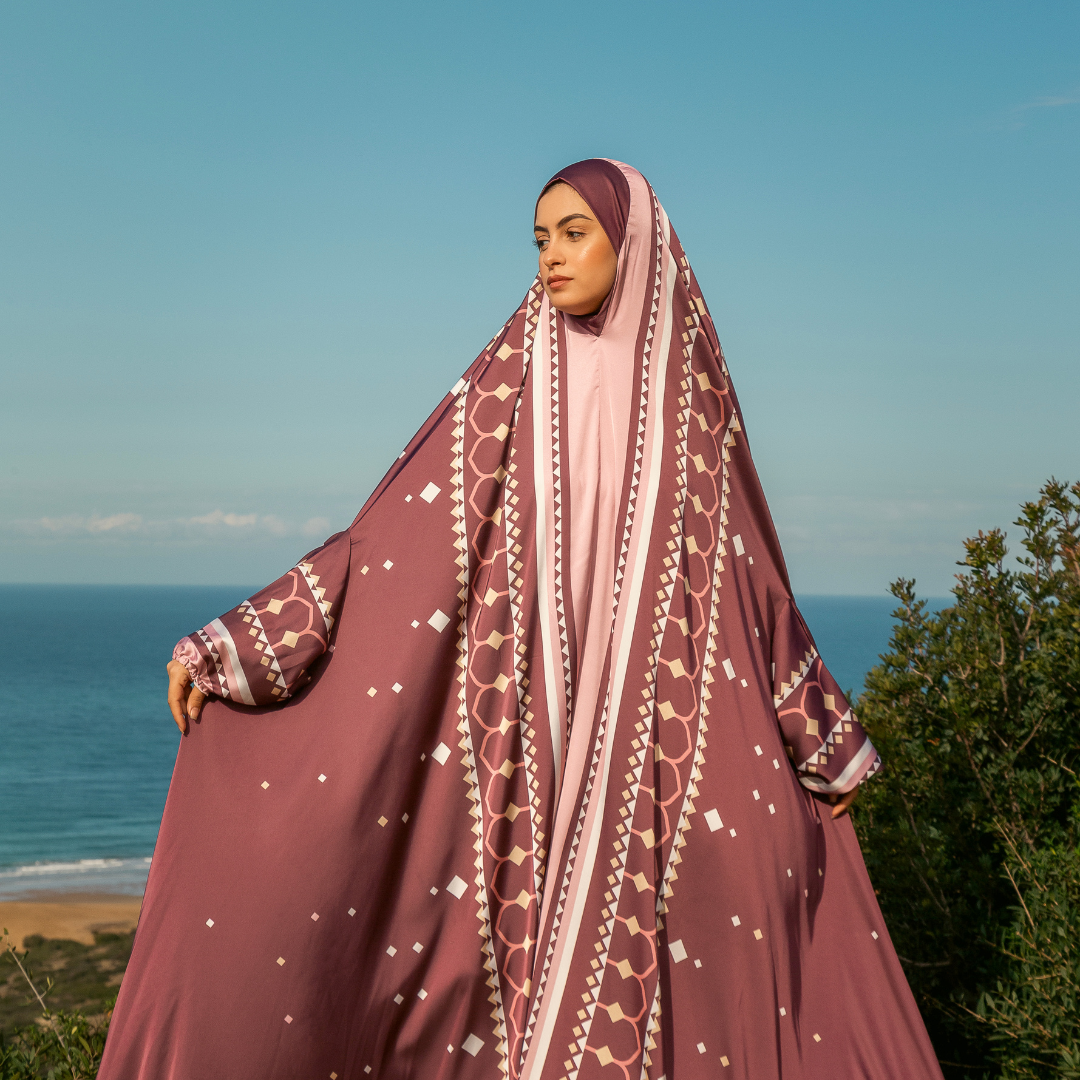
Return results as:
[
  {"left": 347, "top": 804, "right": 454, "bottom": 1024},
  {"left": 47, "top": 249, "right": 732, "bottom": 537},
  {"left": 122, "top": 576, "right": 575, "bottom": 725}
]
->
[
  {"left": 533, "top": 237, "right": 548, "bottom": 250},
  {"left": 566, "top": 230, "right": 585, "bottom": 240}
]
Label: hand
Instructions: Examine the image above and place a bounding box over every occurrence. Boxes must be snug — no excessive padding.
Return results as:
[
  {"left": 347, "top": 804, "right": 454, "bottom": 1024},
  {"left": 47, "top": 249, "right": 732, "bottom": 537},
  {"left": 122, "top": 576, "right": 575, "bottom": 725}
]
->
[
  {"left": 828, "top": 787, "right": 859, "bottom": 819},
  {"left": 167, "top": 660, "right": 206, "bottom": 735}
]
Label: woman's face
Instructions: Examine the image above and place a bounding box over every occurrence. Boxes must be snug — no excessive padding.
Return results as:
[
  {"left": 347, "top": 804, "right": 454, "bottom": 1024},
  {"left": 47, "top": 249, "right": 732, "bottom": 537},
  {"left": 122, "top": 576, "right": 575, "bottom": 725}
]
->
[{"left": 534, "top": 183, "right": 618, "bottom": 317}]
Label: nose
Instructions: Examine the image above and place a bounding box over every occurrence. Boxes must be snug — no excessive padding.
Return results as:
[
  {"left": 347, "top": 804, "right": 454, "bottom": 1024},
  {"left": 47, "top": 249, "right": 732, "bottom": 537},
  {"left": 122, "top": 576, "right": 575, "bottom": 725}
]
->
[{"left": 542, "top": 245, "right": 562, "bottom": 267}]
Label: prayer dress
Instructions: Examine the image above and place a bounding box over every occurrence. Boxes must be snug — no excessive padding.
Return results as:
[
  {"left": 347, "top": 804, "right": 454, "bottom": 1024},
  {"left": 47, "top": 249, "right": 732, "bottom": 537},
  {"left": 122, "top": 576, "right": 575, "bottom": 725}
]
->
[{"left": 99, "top": 160, "right": 944, "bottom": 1080}]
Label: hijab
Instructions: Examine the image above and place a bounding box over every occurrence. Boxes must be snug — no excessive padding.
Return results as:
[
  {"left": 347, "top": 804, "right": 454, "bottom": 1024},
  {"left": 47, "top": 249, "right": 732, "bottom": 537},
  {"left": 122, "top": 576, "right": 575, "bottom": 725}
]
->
[{"left": 536, "top": 159, "right": 631, "bottom": 336}]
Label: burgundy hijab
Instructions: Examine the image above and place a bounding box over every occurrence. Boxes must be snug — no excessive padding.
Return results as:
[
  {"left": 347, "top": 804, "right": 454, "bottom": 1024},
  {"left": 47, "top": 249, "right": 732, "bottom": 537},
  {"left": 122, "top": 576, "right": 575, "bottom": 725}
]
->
[
  {"left": 536, "top": 159, "right": 632, "bottom": 337},
  {"left": 100, "top": 160, "right": 941, "bottom": 1080},
  {"left": 539, "top": 159, "right": 632, "bottom": 254}
]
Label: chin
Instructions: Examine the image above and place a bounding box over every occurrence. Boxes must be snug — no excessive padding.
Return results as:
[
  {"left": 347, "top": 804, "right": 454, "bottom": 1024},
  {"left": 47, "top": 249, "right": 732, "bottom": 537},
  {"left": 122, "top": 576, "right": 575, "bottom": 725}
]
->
[{"left": 549, "top": 293, "right": 591, "bottom": 316}]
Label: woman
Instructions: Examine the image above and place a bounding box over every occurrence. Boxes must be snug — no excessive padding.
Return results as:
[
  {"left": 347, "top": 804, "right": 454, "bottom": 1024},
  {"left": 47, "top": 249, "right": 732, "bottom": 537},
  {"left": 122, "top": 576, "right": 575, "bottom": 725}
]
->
[{"left": 101, "top": 160, "right": 942, "bottom": 1079}]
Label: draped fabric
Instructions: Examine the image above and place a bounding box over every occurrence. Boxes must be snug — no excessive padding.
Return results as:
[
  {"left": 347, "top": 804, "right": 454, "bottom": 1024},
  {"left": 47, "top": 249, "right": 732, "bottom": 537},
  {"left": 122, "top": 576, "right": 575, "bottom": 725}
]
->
[{"left": 100, "top": 161, "right": 941, "bottom": 1080}]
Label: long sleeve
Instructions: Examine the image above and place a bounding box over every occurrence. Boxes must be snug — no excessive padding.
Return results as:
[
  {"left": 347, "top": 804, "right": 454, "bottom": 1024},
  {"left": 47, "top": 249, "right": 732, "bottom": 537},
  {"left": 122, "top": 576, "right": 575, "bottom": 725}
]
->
[
  {"left": 771, "top": 599, "right": 882, "bottom": 793},
  {"left": 172, "top": 530, "right": 351, "bottom": 707}
]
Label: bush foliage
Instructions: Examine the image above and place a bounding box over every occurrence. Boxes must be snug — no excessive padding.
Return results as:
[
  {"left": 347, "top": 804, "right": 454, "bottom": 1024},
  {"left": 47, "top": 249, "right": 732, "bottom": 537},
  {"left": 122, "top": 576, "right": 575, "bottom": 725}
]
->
[
  {"left": 1, "top": 935, "right": 114, "bottom": 1080},
  {"left": 856, "top": 479, "right": 1080, "bottom": 1078},
  {"left": 0, "top": 1009, "right": 110, "bottom": 1080}
]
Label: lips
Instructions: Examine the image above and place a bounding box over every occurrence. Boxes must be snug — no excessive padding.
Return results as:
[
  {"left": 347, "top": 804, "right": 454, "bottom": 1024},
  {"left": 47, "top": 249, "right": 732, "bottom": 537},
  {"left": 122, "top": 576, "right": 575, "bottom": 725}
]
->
[{"left": 547, "top": 275, "right": 571, "bottom": 290}]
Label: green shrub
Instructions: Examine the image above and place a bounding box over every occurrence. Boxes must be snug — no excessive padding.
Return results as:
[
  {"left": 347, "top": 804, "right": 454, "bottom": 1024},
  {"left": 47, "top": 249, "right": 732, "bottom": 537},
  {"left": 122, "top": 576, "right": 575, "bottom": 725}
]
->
[
  {"left": 1, "top": 934, "right": 116, "bottom": 1079},
  {"left": 975, "top": 843, "right": 1080, "bottom": 1079},
  {"left": 856, "top": 480, "right": 1080, "bottom": 1078},
  {"left": 0, "top": 1008, "right": 111, "bottom": 1080}
]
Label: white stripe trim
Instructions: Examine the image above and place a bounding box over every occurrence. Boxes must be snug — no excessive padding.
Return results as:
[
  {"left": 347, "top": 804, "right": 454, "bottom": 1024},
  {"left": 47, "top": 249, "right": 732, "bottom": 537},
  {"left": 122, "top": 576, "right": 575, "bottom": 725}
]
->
[
  {"left": 532, "top": 318, "right": 564, "bottom": 791},
  {"left": 798, "top": 733, "right": 877, "bottom": 794},
  {"left": 209, "top": 618, "right": 256, "bottom": 705},
  {"left": 529, "top": 209, "right": 677, "bottom": 1080}
]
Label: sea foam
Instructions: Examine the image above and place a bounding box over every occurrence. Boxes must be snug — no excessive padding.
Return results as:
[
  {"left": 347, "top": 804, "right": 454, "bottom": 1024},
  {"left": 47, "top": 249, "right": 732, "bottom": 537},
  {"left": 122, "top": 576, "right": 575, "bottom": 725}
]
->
[{"left": 0, "top": 857, "right": 152, "bottom": 900}]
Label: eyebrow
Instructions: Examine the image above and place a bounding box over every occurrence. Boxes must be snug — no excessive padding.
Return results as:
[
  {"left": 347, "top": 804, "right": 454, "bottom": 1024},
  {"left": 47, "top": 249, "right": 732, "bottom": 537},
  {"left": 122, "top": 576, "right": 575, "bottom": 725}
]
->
[{"left": 533, "top": 213, "right": 594, "bottom": 233}]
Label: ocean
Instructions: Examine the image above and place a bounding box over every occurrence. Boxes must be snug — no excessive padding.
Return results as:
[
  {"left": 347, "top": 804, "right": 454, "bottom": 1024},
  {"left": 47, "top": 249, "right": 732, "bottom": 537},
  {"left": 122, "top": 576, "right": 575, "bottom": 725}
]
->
[{"left": 0, "top": 585, "right": 918, "bottom": 899}]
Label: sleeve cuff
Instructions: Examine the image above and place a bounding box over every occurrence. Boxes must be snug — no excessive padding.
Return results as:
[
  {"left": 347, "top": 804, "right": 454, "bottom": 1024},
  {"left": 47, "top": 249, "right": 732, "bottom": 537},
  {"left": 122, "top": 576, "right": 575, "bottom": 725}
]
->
[{"left": 172, "top": 637, "right": 216, "bottom": 697}]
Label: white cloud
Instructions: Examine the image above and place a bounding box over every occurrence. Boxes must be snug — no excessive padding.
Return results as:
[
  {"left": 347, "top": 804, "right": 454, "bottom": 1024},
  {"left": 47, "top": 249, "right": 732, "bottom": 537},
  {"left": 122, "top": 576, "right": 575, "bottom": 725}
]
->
[
  {"left": 189, "top": 511, "right": 258, "bottom": 528},
  {"left": 39, "top": 513, "right": 144, "bottom": 535},
  {"left": 1014, "top": 91, "right": 1080, "bottom": 113},
  {"left": 301, "top": 516, "right": 331, "bottom": 538},
  {"left": 87, "top": 512, "right": 144, "bottom": 533},
  {"left": 18, "top": 510, "right": 340, "bottom": 542},
  {"left": 770, "top": 491, "right": 1032, "bottom": 566},
  {"left": 1002, "top": 87, "right": 1080, "bottom": 129},
  {"left": 261, "top": 515, "right": 290, "bottom": 536}
]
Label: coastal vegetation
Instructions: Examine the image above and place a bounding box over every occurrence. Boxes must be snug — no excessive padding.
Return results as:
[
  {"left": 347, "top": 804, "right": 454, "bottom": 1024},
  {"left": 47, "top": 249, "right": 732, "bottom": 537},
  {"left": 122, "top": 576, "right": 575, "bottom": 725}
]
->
[
  {"left": 0, "top": 932, "right": 129, "bottom": 1078},
  {"left": 856, "top": 479, "right": 1080, "bottom": 1078},
  {"left": 0, "top": 1007, "right": 110, "bottom": 1080},
  {"left": 1, "top": 479, "right": 1077, "bottom": 1078}
]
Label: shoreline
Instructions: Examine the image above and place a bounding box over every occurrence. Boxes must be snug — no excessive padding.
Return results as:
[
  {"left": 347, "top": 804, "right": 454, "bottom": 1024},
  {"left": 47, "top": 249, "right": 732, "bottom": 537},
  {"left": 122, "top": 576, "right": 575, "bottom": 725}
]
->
[
  {"left": 1, "top": 892, "right": 143, "bottom": 948},
  {"left": 0, "top": 856, "right": 153, "bottom": 904}
]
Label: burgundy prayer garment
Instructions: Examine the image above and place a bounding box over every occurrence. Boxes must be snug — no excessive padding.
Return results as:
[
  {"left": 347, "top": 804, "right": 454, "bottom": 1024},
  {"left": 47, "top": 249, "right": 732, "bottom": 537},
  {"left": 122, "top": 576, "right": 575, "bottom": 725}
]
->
[{"left": 100, "top": 161, "right": 943, "bottom": 1080}]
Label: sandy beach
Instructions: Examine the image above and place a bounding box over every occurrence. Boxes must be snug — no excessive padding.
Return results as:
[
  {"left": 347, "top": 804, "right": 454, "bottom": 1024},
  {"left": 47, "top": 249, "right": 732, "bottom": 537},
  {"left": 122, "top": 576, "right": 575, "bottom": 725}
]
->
[{"left": 1, "top": 893, "right": 142, "bottom": 949}]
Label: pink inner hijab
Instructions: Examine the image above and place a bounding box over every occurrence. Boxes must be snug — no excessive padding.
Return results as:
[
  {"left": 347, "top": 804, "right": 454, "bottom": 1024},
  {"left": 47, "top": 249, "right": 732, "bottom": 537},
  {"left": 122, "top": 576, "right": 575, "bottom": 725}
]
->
[
  {"left": 556, "top": 163, "right": 641, "bottom": 731},
  {"left": 544, "top": 163, "right": 651, "bottom": 904},
  {"left": 565, "top": 328, "right": 633, "bottom": 706}
]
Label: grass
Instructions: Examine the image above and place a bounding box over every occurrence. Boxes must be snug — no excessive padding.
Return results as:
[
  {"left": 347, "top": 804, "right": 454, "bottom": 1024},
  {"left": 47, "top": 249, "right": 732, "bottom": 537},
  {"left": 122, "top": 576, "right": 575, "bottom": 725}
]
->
[
  {"left": 0, "top": 932, "right": 131, "bottom": 1078},
  {"left": 0, "top": 933, "right": 133, "bottom": 1038}
]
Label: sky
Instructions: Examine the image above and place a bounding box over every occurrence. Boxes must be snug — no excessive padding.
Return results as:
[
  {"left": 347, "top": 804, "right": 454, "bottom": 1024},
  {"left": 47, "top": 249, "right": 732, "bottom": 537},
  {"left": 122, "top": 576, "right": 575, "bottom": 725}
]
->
[{"left": 2, "top": 0, "right": 1077, "bottom": 596}]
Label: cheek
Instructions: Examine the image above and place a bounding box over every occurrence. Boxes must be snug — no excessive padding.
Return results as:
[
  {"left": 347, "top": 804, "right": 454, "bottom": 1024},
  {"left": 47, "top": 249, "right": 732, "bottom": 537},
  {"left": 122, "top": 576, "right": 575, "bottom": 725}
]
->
[
  {"left": 580, "top": 243, "right": 612, "bottom": 285},
  {"left": 582, "top": 244, "right": 617, "bottom": 295}
]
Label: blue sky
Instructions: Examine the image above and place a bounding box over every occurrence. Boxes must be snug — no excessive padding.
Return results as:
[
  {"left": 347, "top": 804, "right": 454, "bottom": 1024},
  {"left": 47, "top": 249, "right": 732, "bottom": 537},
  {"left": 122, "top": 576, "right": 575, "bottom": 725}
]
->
[{"left": 2, "top": 0, "right": 1077, "bottom": 595}]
